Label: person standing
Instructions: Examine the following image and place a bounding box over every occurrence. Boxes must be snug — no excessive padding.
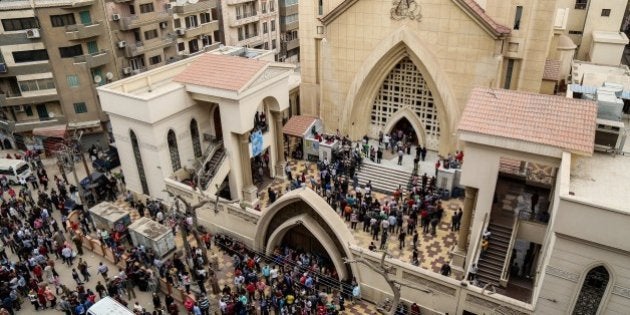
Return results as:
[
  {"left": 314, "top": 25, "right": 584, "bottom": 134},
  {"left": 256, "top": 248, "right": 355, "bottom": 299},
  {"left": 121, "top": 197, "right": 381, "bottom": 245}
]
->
[
  {"left": 398, "top": 231, "right": 406, "bottom": 250},
  {"left": 397, "top": 148, "right": 404, "bottom": 165},
  {"left": 440, "top": 261, "right": 452, "bottom": 276},
  {"left": 97, "top": 262, "right": 108, "bottom": 279}
]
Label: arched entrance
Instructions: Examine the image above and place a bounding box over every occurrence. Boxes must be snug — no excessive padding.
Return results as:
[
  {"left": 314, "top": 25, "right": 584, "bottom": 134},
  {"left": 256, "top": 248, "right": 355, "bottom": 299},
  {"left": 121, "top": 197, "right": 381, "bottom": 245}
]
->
[
  {"left": 2, "top": 139, "right": 11, "bottom": 150},
  {"left": 255, "top": 189, "right": 359, "bottom": 282},
  {"left": 213, "top": 106, "right": 223, "bottom": 141}
]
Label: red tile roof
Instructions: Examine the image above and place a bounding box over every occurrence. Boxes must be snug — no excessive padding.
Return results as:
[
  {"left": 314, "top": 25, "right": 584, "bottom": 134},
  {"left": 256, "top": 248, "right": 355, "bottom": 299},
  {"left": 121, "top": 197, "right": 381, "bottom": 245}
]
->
[
  {"left": 456, "top": 0, "right": 511, "bottom": 36},
  {"left": 458, "top": 88, "right": 598, "bottom": 155},
  {"left": 543, "top": 59, "right": 561, "bottom": 81},
  {"left": 173, "top": 54, "right": 269, "bottom": 91},
  {"left": 283, "top": 115, "right": 318, "bottom": 137}
]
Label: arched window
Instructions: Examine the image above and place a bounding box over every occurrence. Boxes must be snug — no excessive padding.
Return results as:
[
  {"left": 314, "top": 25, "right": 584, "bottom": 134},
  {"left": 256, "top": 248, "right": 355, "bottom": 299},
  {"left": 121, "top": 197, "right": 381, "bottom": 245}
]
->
[
  {"left": 573, "top": 266, "right": 610, "bottom": 314},
  {"left": 371, "top": 56, "right": 440, "bottom": 150},
  {"left": 130, "top": 130, "right": 149, "bottom": 195},
  {"left": 167, "top": 129, "right": 181, "bottom": 171},
  {"left": 190, "top": 119, "right": 202, "bottom": 158}
]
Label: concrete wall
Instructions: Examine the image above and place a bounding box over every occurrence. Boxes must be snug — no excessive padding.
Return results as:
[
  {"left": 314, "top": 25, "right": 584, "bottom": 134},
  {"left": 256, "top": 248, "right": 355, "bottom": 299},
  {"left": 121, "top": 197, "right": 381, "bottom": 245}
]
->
[{"left": 577, "top": 0, "right": 627, "bottom": 60}]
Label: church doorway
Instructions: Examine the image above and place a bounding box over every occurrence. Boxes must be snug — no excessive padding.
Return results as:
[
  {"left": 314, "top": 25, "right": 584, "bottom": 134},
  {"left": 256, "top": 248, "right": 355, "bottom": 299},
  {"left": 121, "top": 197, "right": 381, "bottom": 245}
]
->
[{"left": 388, "top": 117, "right": 418, "bottom": 145}]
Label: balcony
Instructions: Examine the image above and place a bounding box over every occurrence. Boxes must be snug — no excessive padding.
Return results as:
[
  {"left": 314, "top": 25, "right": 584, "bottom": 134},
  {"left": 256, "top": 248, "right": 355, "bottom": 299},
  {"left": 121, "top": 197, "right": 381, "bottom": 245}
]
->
[
  {"left": 232, "top": 11, "right": 259, "bottom": 26},
  {"left": 64, "top": 0, "right": 96, "bottom": 7},
  {"left": 5, "top": 116, "right": 67, "bottom": 134},
  {"left": 0, "top": 62, "right": 51, "bottom": 78},
  {"left": 73, "top": 49, "right": 111, "bottom": 68},
  {"left": 281, "top": 20, "right": 298, "bottom": 31},
  {"left": 226, "top": 0, "right": 255, "bottom": 6},
  {"left": 238, "top": 34, "right": 263, "bottom": 46},
  {"left": 173, "top": 0, "right": 216, "bottom": 14},
  {"left": 65, "top": 21, "right": 104, "bottom": 41},
  {"left": 0, "top": 63, "right": 6, "bottom": 74},
  {"left": 279, "top": 3, "right": 298, "bottom": 16},
  {"left": 285, "top": 38, "right": 299, "bottom": 51},
  {"left": 119, "top": 10, "right": 171, "bottom": 30},
  {"left": 123, "top": 37, "right": 175, "bottom": 57},
  {"left": 113, "top": 0, "right": 133, "bottom": 2},
  {"left": 184, "top": 22, "right": 219, "bottom": 38},
  {"left": 1, "top": 91, "right": 60, "bottom": 107}
]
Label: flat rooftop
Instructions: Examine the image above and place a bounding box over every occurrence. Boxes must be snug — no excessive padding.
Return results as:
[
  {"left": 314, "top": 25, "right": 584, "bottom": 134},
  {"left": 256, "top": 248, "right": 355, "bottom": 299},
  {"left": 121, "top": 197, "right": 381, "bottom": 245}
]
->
[
  {"left": 570, "top": 152, "right": 630, "bottom": 212},
  {"left": 571, "top": 61, "right": 630, "bottom": 89}
]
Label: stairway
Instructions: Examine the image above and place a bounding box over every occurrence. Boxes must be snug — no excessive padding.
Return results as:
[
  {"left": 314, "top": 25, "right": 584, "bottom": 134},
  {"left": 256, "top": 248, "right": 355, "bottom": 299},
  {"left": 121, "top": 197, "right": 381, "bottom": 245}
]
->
[
  {"left": 200, "top": 146, "right": 226, "bottom": 190},
  {"left": 355, "top": 161, "right": 413, "bottom": 194},
  {"left": 476, "top": 223, "right": 513, "bottom": 287}
]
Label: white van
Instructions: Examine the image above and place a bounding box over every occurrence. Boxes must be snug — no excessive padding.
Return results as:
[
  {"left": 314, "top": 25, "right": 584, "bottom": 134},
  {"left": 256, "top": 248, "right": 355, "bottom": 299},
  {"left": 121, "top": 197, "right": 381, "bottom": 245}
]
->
[
  {"left": 0, "top": 159, "right": 31, "bottom": 184},
  {"left": 87, "top": 297, "right": 135, "bottom": 315}
]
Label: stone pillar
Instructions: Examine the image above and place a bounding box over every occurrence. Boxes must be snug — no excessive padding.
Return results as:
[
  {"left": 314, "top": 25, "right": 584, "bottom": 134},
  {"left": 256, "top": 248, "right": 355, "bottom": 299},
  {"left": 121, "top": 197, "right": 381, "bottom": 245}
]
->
[
  {"left": 274, "top": 112, "right": 286, "bottom": 179},
  {"left": 239, "top": 133, "right": 258, "bottom": 207},
  {"left": 458, "top": 187, "right": 478, "bottom": 252},
  {"left": 451, "top": 186, "right": 478, "bottom": 277}
]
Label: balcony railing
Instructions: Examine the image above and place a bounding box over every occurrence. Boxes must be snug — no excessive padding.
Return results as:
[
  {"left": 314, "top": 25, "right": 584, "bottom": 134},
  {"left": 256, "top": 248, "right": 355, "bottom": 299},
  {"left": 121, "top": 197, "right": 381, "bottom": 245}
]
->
[
  {"left": 285, "top": 38, "right": 299, "bottom": 51},
  {"left": 65, "top": 0, "right": 95, "bottom": 7},
  {"left": 1, "top": 92, "right": 60, "bottom": 107},
  {"left": 226, "top": 0, "right": 255, "bottom": 6},
  {"left": 173, "top": 0, "right": 216, "bottom": 14},
  {"left": 73, "top": 49, "right": 111, "bottom": 68},
  {"left": 123, "top": 37, "right": 175, "bottom": 58},
  {"left": 113, "top": 0, "right": 133, "bottom": 2},
  {"left": 236, "top": 11, "right": 258, "bottom": 20},
  {"left": 184, "top": 22, "right": 219, "bottom": 38},
  {"left": 119, "top": 10, "right": 171, "bottom": 30},
  {"left": 65, "top": 21, "right": 104, "bottom": 41}
]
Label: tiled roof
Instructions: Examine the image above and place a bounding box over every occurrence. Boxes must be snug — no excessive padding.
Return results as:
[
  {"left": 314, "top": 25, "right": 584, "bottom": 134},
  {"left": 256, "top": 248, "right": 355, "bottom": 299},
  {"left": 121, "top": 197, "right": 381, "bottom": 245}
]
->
[
  {"left": 457, "top": 0, "right": 511, "bottom": 36},
  {"left": 543, "top": 59, "right": 561, "bottom": 81},
  {"left": 283, "top": 115, "right": 318, "bottom": 137},
  {"left": 173, "top": 54, "right": 268, "bottom": 91},
  {"left": 458, "top": 88, "right": 598, "bottom": 155}
]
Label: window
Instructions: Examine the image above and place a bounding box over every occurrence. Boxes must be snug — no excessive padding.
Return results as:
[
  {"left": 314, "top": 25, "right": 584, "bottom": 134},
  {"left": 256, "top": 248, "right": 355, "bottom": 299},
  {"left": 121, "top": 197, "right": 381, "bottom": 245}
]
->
[
  {"left": 73, "top": 102, "right": 87, "bottom": 114},
  {"left": 67, "top": 75, "right": 80, "bottom": 88},
  {"left": 149, "top": 55, "right": 161, "bottom": 65},
  {"left": 318, "top": 0, "right": 323, "bottom": 15},
  {"left": 574, "top": 0, "right": 587, "bottom": 10},
  {"left": 513, "top": 6, "right": 523, "bottom": 30},
  {"left": 211, "top": 8, "right": 218, "bottom": 20},
  {"left": 271, "top": 20, "right": 275, "bottom": 31},
  {"left": 12, "top": 49, "right": 49, "bottom": 63},
  {"left": 24, "top": 105, "right": 33, "bottom": 116},
  {"left": 2, "top": 18, "right": 38, "bottom": 31},
  {"left": 87, "top": 41, "right": 98, "bottom": 54},
  {"left": 272, "top": 39, "right": 276, "bottom": 49},
  {"left": 503, "top": 59, "right": 515, "bottom": 89},
  {"left": 178, "top": 42, "right": 185, "bottom": 51},
  {"left": 572, "top": 266, "right": 610, "bottom": 314},
  {"left": 569, "top": 30, "right": 583, "bottom": 35},
  {"left": 167, "top": 129, "right": 181, "bottom": 171},
  {"left": 270, "top": 0, "right": 274, "bottom": 11},
  {"left": 50, "top": 14, "right": 76, "bottom": 27},
  {"left": 200, "top": 12, "right": 211, "bottom": 24},
  {"left": 264, "top": 42, "right": 269, "bottom": 50},
  {"left": 188, "top": 39, "right": 199, "bottom": 53},
  {"left": 59, "top": 45, "right": 83, "bottom": 58},
  {"left": 174, "top": 18, "right": 181, "bottom": 29},
  {"left": 601, "top": 9, "right": 611, "bottom": 17},
  {"left": 280, "top": 14, "right": 297, "bottom": 25},
  {"left": 139, "top": 3, "right": 155, "bottom": 13},
  {"left": 263, "top": 22, "right": 268, "bottom": 33},
  {"left": 129, "top": 4, "right": 136, "bottom": 15},
  {"left": 190, "top": 119, "right": 202, "bottom": 158},
  {"left": 19, "top": 78, "right": 55, "bottom": 92},
  {"left": 144, "top": 29, "right": 158, "bottom": 40},
  {"left": 201, "top": 35, "right": 211, "bottom": 46},
  {"left": 262, "top": 2, "right": 267, "bottom": 13},
  {"left": 185, "top": 15, "right": 198, "bottom": 28},
  {"left": 130, "top": 130, "right": 149, "bottom": 195}
]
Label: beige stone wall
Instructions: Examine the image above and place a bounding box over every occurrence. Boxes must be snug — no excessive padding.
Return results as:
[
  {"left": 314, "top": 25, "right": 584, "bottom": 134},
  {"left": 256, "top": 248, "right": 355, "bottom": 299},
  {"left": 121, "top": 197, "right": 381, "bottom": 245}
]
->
[{"left": 578, "top": 0, "right": 627, "bottom": 60}]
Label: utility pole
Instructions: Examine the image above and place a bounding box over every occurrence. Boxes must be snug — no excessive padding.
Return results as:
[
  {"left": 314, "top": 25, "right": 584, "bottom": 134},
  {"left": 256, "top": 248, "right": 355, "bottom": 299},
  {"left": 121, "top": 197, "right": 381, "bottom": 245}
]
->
[{"left": 73, "top": 130, "right": 97, "bottom": 202}]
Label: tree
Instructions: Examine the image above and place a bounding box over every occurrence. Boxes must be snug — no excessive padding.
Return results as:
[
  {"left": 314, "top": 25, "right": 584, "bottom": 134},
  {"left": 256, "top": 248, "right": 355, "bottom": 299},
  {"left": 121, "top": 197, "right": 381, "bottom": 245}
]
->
[
  {"left": 344, "top": 251, "right": 432, "bottom": 315},
  {"left": 168, "top": 190, "right": 211, "bottom": 265}
]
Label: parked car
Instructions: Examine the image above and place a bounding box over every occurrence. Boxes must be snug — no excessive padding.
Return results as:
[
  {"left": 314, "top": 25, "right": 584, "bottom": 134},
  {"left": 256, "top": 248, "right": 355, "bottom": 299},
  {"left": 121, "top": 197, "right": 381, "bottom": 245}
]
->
[{"left": 92, "top": 146, "right": 120, "bottom": 172}]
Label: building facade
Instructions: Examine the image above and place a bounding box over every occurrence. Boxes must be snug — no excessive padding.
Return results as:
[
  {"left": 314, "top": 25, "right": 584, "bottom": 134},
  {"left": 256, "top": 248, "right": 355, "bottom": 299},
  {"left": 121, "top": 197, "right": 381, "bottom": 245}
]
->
[
  {"left": 278, "top": 0, "right": 299, "bottom": 63},
  {"left": 171, "top": 0, "right": 221, "bottom": 58}
]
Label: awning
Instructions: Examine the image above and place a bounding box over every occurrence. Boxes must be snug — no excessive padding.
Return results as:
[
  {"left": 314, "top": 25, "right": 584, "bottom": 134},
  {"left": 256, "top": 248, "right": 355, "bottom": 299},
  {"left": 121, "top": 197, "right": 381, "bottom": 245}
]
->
[
  {"left": 32, "top": 124, "right": 67, "bottom": 138},
  {"left": 282, "top": 115, "right": 317, "bottom": 137}
]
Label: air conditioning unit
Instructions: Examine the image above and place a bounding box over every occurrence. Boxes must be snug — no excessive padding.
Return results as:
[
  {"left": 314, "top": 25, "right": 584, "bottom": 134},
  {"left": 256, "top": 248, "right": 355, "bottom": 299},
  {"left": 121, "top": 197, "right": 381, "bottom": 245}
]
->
[
  {"left": 112, "top": 13, "right": 120, "bottom": 21},
  {"left": 122, "top": 67, "right": 132, "bottom": 75},
  {"left": 14, "top": 105, "right": 24, "bottom": 112},
  {"left": 176, "top": 28, "right": 186, "bottom": 36},
  {"left": 117, "top": 40, "right": 127, "bottom": 48},
  {"left": 160, "top": 22, "right": 168, "bottom": 29},
  {"left": 0, "top": 62, "right": 6, "bottom": 74},
  {"left": 164, "top": 3, "right": 173, "bottom": 10},
  {"left": 26, "top": 28, "right": 40, "bottom": 39}
]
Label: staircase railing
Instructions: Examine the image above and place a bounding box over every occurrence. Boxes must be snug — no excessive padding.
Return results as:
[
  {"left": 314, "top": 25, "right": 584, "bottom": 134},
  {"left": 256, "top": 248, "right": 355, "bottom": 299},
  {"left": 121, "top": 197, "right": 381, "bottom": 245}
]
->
[
  {"left": 468, "top": 213, "right": 488, "bottom": 284},
  {"left": 195, "top": 141, "right": 223, "bottom": 189},
  {"left": 200, "top": 148, "right": 226, "bottom": 190},
  {"left": 500, "top": 218, "right": 520, "bottom": 286}
]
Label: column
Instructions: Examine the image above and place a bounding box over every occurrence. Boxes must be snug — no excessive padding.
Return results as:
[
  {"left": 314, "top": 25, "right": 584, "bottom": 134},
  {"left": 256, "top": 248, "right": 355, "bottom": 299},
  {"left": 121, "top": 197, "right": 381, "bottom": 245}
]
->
[
  {"left": 239, "top": 133, "right": 258, "bottom": 207},
  {"left": 457, "top": 187, "right": 478, "bottom": 252},
  {"left": 274, "top": 112, "right": 286, "bottom": 179}
]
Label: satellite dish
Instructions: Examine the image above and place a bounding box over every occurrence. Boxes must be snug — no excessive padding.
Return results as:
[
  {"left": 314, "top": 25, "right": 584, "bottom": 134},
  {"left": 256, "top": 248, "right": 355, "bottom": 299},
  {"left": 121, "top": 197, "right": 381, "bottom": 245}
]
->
[
  {"left": 188, "top": 0, "right": 199, "bottom": 3},
  {"left": 176, "top": 0, "right": 187, "bottom": 4},
  {"left": 105, "top": 72, "right": 114, "bottom": 80},
  {"left": 93, "top": 75, "right": 102, "bottom": 84},
  {"left": 49, "top": 112, "right": 55, "bottom": 118}
]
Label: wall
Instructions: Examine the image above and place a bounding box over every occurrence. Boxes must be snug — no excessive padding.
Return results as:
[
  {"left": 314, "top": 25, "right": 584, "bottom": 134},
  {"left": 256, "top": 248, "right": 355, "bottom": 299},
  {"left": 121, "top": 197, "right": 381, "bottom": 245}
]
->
[{"left": 577, "top": 0, "right": 626, "bottom": 60}]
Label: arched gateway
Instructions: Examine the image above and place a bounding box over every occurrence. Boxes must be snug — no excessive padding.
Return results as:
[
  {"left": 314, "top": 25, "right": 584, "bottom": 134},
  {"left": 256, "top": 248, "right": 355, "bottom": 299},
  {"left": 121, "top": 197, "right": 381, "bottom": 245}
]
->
[{"left": 255, "top": 189, "right": 358, "bottom": 282}]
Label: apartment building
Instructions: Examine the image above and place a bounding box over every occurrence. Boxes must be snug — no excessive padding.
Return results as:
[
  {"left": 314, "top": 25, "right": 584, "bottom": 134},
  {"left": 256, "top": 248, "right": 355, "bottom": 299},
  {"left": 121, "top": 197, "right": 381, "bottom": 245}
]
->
[
  {"left": 219, "top": 0, "right": 281, "bottom": 59},
  {"left": 0, "top": 1, "right": 71, "bottom": 149},
  {"left": 171, "top": 0, "right": 221, "bottom": 57},
  {"left": 278, "top": 0, "right": 298, "bottom": 63}
]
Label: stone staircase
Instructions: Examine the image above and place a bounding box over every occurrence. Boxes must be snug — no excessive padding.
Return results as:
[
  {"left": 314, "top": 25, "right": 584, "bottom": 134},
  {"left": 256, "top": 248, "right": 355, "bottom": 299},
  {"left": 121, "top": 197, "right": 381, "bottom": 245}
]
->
[
  {"left": 199, "top": 146, "right": 226, "bottom": 190},
  {"left": 355, "top": 161, "right": 414, "bottom": 194},
  {"left": 476, "top": 223, "right": 513, "bottom": 287}
]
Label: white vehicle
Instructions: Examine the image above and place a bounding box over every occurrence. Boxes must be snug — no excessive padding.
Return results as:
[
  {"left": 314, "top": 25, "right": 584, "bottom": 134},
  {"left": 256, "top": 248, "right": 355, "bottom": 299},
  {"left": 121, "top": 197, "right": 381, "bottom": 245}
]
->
[
  {"left": 0, "top": 159, "right": 31, "bottom": 184},
  {"left": 87, "top": 297, "right": 135, "bottom": 315}
]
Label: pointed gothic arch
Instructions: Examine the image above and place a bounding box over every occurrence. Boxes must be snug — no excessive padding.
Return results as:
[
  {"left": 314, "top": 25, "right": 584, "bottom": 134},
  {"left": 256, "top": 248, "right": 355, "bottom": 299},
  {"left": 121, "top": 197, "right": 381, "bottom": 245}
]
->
[
  {"left": 342, "top": 26, "right": 461, "bottom": 155},
  {"left": 130, "top": 129, "right": 149, "bottom": 195},
  {"left": 167, "top": 129, "right": 181, "bottom": 172},
  {"left": 572, "top": 264, "right": 613, "bottom": 315},
  {"left": 190, "top": 119, "right": 202, "bottom": 158},
  {"left": 382, "top": 107, "right": 428, "bottom": 147}
]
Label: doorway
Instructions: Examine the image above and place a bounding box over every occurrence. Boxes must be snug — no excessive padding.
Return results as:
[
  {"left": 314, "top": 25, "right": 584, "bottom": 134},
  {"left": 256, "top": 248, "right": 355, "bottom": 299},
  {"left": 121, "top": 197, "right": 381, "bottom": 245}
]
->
[
  {"left": 389, "top": 117, "right": 418, "bottom": 145},
  {"left": 213, "top": 106, "right": 223, "bottom": 141},
  {"left": 35, "top": 104, "right": 49, "bottom": 119}
]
